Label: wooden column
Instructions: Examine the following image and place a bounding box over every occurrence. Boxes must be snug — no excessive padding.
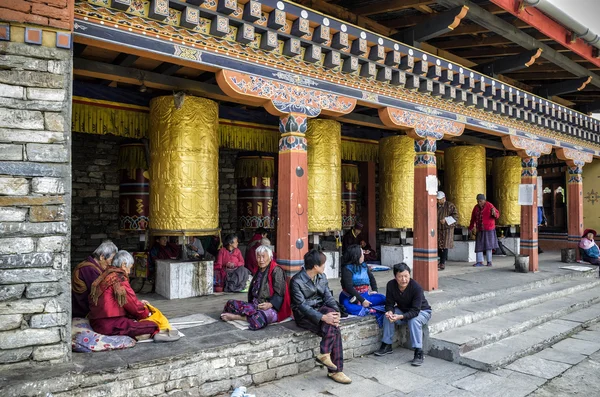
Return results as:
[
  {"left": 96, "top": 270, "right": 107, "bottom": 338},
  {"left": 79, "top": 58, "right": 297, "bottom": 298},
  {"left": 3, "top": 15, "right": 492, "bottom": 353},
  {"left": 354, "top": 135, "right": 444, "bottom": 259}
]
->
[
  {"left": 276, "top": 113, "right": 309, "bottom": 278},
  {"left": 566, "top": 162, "right": 584, "bottom": 255},
  {"left": 520, "top": 156, "right": 539, "bottom": 272},
  {"left": 412, "top": 137, "right": 439, "bottom": 291},
  {"left": 359, "top": 161, "right": 377, "bottom": 250}
]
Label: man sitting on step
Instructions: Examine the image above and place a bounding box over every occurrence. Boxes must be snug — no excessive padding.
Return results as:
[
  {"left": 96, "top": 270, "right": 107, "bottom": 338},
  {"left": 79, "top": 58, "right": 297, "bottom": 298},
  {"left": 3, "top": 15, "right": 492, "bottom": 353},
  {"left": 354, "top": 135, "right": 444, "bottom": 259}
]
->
[{"left": 374, "top": 263, "right": 432, "bottom": 366}]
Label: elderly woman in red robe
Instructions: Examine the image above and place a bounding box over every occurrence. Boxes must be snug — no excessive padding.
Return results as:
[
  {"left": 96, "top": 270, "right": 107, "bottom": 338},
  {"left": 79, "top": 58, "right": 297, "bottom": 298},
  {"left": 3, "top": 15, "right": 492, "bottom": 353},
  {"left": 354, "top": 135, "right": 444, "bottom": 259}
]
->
[
  {"left": 214, "top": 233, "right": 245, "bottom": 290},
  {"left": 221, "top": 245, "right": 291, "bottom": 330},
  {"left": 469, "top": 194, "right": 500, "bottom": 267},
  {"left": 72, "top": 240, "right": 118, "bottom": 318},
  {"left": 88, "top": 250, "right": 159, "bottom": 338},
  {"left": 245, "top": 227, "right": 268, "bottom": 275}
]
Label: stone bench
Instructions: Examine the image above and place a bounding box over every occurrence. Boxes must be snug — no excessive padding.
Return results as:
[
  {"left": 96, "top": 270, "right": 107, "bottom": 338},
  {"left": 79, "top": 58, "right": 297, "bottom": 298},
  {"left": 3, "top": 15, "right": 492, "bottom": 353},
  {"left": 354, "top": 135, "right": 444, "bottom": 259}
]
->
[{"left": 156, "top": 259, "right": 214, "bottom": 299}]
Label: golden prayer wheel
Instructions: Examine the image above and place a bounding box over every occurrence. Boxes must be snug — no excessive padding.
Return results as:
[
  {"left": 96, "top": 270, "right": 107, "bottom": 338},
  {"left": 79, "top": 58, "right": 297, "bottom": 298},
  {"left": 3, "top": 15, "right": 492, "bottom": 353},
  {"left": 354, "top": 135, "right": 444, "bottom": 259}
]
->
[
  {"left": 307, "top": 119, "right": 342, "bottom": 233},
  {"left": 492, "top": 156, "right": 521, "bottom": 226},
  {"left": 342, "top": 163, "right": 359, "bottom": 229},
  {"left": 235, "top": 156, "right": 275, "bottom": 230},
  {"left": 117, "top": 143, "right": 150, "bottom": 231},
  {"left": 379, "top": 135, "right": 414, "bottom": 229},
  {"left": 148, "top": 95, "right": 219, "bottom": 234},
  {"left": 444, "top": 146, "right": 486, "bottom": 227}
]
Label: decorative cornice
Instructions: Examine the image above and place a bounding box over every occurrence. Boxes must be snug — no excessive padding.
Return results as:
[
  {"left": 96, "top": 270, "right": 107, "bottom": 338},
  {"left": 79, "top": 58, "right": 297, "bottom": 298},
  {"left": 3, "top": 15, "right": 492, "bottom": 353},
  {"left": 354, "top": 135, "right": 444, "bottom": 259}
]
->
[
  {"left": 556, "top": 147, "right": 594, "bottom": 166},
  {"left": 378, "top": 107, "right": 464, "bottom": 140},
  {"left": 502, "top": 135, "right": 553, "bottom": 158}
]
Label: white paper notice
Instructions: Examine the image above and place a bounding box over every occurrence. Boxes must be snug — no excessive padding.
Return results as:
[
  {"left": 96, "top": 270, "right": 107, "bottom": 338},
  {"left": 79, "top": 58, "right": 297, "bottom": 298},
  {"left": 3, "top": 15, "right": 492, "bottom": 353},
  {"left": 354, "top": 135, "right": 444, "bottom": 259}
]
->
[
  {"left": 518, "top": 184, "right": 535, "bottom": 206},
  {"left": 445, "top": 216, "right": 456, "bottom": 225},
  {"left": 426, "top": 175, "right": 438, "bottom": 196}
]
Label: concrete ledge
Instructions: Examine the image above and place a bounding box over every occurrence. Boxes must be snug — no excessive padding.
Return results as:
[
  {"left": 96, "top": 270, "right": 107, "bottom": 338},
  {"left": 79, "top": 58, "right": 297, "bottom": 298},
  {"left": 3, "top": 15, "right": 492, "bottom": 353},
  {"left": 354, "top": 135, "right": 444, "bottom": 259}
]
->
[
  {"left": 448, "top": 241, "right": 476, "bottom": 263},
  {"left": 381, "top": 245, "right": 413, "bottom": 270}
]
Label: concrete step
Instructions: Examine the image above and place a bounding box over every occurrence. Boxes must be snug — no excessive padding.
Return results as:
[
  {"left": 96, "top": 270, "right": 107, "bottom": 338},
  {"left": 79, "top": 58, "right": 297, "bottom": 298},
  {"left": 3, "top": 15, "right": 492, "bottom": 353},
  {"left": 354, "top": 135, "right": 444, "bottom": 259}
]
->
[
  {"left": 432, "top": 268, "right": 597, "bottom": 312},
  {"left": 456, "top": 300, "right": 600, "bottom": 371},
  {"left": 428, "top": 285, "right": 600, "bottom": 363},
  {"left": 429, "top": 277, "right": 600, "bottom": 335}
]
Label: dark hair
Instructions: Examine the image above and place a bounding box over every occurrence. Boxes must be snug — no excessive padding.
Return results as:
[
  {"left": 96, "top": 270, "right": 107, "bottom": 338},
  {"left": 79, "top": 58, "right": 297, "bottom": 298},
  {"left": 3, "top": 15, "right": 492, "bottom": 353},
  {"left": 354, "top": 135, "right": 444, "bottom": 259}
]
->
[
  {"left": 304, "top": 249, "right": 326, "bottom": 270},
  {"left": 342, "top": 244, "right": 362, "bottom": 267},
  {"left": 256, "top": 227, "right": 268, "bottom": 235},
  {"left": 393, "top": 263, "right": 411, "bottom": 276},
  {"left": 223, "top": 233, "right": 238, "bottom": 247}
]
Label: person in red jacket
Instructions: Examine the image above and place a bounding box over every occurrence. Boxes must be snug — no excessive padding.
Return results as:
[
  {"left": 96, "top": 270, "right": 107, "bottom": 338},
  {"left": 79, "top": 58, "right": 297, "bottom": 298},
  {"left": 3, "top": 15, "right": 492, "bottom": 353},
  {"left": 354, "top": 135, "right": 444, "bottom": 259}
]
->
[
  {"left": 214, "top": 234, "right": 245, "bottom": 290},
  {"left": 88, "top": 250, "right": 158, "bottom": 338},
  {"left": 468, "top": 194, "right": 500, "bottom": 267}
]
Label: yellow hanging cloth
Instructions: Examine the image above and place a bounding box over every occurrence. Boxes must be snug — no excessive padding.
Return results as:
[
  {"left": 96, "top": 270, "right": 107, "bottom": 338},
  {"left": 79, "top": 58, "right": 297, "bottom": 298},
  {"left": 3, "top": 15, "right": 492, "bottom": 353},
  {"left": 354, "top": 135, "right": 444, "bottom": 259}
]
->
[{"left": 140, "top": 303, "right": 172, "bottom": 331}]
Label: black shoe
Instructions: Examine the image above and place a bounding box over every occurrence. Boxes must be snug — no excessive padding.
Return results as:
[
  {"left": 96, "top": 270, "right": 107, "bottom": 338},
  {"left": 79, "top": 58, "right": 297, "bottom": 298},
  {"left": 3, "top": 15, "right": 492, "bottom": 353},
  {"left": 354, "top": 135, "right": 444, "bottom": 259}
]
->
[
  {"left": 374, "top": 343, "right": 393, "bottom": 356},
  {"left": 411, "top": 349, "right": 424, "bottom": 366}
]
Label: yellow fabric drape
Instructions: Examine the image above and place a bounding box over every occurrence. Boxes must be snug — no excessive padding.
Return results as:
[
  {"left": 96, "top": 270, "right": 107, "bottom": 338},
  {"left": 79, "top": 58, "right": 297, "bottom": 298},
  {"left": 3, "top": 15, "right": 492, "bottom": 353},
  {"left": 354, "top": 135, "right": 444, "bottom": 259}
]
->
[
  {"left": 341, "top": 163, "right": 360, "bottom": 184},
  {"left": 235, "top": 156, "right": 275, "bottom": 179},
  {"left": 341, "top": 137, "right": 379, "bottom": 162},
  {"left": 72, "top": 97, "right": 149, "bottom": 139}
]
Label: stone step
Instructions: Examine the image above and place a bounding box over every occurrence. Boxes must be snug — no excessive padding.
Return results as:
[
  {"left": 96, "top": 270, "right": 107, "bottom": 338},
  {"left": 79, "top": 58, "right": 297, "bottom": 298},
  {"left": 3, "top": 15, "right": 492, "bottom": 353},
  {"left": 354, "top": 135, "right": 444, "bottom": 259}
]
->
[
  {"left": 428, "top": 285, "right": 600, "bottom": 362},
  {"left": 429, "top": 277, "right": 600, "bottom": 335},
  {"left": 432, "top": 268, "right": 596, "bottom": 312},
  {"left": 456, "top": 301, "right": 600, "bottom": 371}
]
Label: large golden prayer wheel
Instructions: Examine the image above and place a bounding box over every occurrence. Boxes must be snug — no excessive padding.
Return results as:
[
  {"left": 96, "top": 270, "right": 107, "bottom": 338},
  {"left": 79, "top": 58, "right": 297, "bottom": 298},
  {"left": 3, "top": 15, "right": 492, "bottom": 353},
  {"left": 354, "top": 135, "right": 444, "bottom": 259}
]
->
[
  {"left": 307, "top": 119, "right": 342, "bottom": 233},
  {"left": 492, "top": 156, "right": 521, "bottom": 226},
  {"left": 149, "top": 96, "right": 219, "bottom": 234},
  {"left": 379, "top": 135, "right": 414, "bottom": 229},
  {"left": 342, "top": 163, "right": 359, "bottom": 229},
  {"left": 235, "top": 156, "right": 275, "bottom": 230},
  {"left": 444, "top": 146, "right": 486, "bottom": 227},
  {"left": 118, "top": 143, "right": 150, "bottom": 231}
]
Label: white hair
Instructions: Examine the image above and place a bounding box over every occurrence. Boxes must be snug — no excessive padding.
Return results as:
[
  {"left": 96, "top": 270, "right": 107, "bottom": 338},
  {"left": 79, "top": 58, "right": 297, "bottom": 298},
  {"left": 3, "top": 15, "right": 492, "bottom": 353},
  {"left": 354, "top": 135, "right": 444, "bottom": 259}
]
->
[
  {"left": 255, "top": 245, "right": 273, "bottom": 260},
  {"left": 111, "top": 250, "right": 134, "bottom": 268},
  {"left": 260, "top": 237, "right": 271, "bottom": 246},
  {"left": 93, "top": 240, "right": 118, "bottom": 260}
]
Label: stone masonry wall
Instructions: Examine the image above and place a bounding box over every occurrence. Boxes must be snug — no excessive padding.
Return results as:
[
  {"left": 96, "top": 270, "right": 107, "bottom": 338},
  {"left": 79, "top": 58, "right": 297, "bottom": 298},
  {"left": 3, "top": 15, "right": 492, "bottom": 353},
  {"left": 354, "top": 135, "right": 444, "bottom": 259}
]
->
[
  {"left": 70, "top": 133, "right": 140, "bottom": 266},
  {"left": 0, "top": 39, "right": 73, "bottom": 367},
  {"left": 0, "top": 317, "right": 403, "bottom": 397}
]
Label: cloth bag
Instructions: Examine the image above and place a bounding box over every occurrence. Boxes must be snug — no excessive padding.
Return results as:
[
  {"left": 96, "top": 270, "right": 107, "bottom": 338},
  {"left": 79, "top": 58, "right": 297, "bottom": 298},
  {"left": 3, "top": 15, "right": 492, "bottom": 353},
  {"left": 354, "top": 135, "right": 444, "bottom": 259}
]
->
[{"left": 140, "top": 303, "right": 172, "bottom": 331}]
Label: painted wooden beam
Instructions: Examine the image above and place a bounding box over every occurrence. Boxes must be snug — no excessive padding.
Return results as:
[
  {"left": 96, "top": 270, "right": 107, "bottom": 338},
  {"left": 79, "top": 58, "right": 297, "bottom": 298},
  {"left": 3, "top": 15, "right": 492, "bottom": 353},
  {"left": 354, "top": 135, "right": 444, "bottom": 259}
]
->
[
  {"left": 576, "top": 102, "right": 600, "bottom": 114},
  {"left": 436, "top": 0, "right": 600, "bottom": 90},
  {"left": 475, "top": 49, "right": 543, "bottom": 76},
  {"left": 382, "top": 3, "right": 506, "bottom": 29},
  {"left": 152, "top": 62, "right": 184, "bottom": 76},
  {"left": 536, "top": 77, "right": 593, "bottom": 98},
  {"left": 392, "top": 6, "right": 469, "bottom": 45},
  {"left": 112, "top": 53, "right": 139, "bottom": 67}
]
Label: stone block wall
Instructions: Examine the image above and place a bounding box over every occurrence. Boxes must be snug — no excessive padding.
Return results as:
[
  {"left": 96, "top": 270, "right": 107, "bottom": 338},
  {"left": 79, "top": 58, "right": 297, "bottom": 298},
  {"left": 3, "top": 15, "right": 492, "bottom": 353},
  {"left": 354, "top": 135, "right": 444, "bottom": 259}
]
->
[
  {"left": 0, "top": 37, "right": 73, "bottom": 367},
  {"left": 0, "top": 0, "right": 73, "bottom": 30},
  {"left": 70, "top": 133, "right": 140, "bottom": 266},
  {"left": 1, "top": 317, "right": 400, "bottom": 397}
]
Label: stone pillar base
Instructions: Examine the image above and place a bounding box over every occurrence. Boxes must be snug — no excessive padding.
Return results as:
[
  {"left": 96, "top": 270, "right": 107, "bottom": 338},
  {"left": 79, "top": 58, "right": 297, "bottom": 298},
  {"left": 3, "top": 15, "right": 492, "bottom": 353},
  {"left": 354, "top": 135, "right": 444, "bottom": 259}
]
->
[
  {"left": 156, "top": 260, "right": 214, "bottom": 299},
  {"left": 501, "top": 237, "right": 520, "bottom": 256},
  {"left": 381, "top": 245, "right": 414, "bottom": 270},
  {"left": 448, "top": 241, "right": 476, "bottom": 263},
  {"left": 323, "top": 251, "right": 340, "bottom": 279}
]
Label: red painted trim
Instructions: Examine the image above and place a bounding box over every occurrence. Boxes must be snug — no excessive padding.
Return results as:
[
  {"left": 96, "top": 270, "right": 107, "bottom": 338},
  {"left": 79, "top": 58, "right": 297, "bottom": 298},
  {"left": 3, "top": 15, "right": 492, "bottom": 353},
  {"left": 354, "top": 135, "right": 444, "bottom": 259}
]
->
[{"left": 490, "top": 0, "right": 600, "bottom": 68}]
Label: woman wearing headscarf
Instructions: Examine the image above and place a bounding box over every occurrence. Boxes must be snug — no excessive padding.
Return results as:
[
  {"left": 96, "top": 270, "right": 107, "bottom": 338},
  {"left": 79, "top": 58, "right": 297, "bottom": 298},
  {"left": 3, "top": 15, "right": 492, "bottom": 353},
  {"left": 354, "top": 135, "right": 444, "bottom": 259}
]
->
[
  {"left": 469, "top": 194, "right": 500, "bottom": 267},
  {"left": 579, "top": 229, "right": 600, "bottom": 265},
  {"left": 221, "top": 245, "right": 291, "bottom": 330}
]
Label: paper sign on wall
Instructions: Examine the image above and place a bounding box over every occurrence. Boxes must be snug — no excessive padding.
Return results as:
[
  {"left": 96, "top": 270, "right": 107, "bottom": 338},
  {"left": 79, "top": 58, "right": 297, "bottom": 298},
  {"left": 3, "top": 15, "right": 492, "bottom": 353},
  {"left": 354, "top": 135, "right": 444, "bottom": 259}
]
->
[
  {"left": 518, "top": 184, "right": 535, "bottom": 206},
  {"left": 426, "top": 175, "right": 438, "bottom": 196}
]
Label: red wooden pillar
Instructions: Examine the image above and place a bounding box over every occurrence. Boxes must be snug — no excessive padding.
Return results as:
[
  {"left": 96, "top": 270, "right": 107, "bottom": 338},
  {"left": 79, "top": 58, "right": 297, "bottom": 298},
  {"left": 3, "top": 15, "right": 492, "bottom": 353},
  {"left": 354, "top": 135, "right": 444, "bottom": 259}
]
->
[
  {"left": 566, "top": 162, "right": 584, "bottom": 254},
  {"left": 412, "top": 137, "right": 439, "bottom": 291},
  {"left": 520, "top": 156, "right": 539, "bottom": 272},
  {"left": 276, "top": 113, "right": 309, "bottom": 278},
  {"left": 359, "top": 161, "right": 377, "bottom": 250}
]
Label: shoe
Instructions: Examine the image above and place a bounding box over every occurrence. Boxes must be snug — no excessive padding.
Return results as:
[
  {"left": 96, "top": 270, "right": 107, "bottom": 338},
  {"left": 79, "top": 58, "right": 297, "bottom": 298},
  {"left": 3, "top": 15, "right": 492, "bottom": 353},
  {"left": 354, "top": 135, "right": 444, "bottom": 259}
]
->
[
  {"left": 486, "top": 262, "right": 493, "bottom": 267},
  {"left": 316, "top": 353, "right": 337, "bottom": 371},
  {"left": 374, "top": 342, "right": 393, "bottom": 356},
  {"left": 328, "top": 372, "right": 352, "bottom": 384},
  {"left": 411, "top": 349, "right": 424, "bottom": 366},
  {"left": 153, "top": 329, "right": 181, "bottom": 343},
  {"left": 472, "top": 262, "right": 484, "bottom": 267},
  {"left": 438, "top": 263, "right": 445, "bottom": 271}
]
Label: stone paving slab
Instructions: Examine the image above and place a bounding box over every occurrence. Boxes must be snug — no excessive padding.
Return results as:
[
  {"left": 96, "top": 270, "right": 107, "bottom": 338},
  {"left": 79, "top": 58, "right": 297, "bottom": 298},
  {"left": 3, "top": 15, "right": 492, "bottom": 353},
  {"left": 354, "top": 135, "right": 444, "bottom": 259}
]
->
[
  {"left": 506, "top": 356, "right": 572, "bottom": 379},
  {"left": 533, "top": 347, "right": 587, "bottom": 365},
  {"left": 451, "top": 371, "right": 539, "bottom": 397},
  {"left": 328, "top": 378, "right": 396, "bottom": 397},
  {"left": 491, "top": 368, "right": 547, "bottom": 387},
  {"left": 529, "top": 355, "right": 600, "bottom": 397},
  {"left": 561, "top": 302, "right": 600, "bottom": 323},
  {"left": 551, "top": 337, "right": 600, "bottom": 356},
  {"left": 570, "top": 329, "right": 600, "bottom": 342}
]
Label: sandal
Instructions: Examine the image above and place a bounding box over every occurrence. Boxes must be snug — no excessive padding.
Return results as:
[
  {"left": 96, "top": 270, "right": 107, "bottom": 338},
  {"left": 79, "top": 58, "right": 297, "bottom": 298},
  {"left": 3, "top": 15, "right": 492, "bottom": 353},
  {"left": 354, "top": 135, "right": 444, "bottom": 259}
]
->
[{"left": 472, "top": 262, "right": 484, "bottom": 267}]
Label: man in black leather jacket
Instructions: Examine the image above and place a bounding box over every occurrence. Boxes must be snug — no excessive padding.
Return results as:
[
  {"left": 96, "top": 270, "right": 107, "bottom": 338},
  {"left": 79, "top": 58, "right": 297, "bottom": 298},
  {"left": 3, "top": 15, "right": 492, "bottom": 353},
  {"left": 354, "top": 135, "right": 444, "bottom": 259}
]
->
[{"left": 290, "top": 249, "right": 352, "bottom": 385}]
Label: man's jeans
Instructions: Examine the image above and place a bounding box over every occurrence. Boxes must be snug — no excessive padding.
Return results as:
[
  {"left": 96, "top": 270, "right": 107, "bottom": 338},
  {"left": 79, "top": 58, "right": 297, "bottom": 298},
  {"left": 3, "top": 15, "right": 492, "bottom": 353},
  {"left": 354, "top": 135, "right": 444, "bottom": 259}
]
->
[{"left": 382, "top": 308, "right": 432, "bottom": 349}]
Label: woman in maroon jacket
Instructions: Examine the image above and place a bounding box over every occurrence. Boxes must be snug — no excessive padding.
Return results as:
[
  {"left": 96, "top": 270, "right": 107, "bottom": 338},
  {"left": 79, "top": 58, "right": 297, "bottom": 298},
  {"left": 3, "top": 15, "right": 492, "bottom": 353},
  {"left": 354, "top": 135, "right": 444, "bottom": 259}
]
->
[
  {"left": 469, "top": 194, "right": 500, "bottom": 267},
  {"left": 88, "top": 250, "right": 158, "bottom": 338}
]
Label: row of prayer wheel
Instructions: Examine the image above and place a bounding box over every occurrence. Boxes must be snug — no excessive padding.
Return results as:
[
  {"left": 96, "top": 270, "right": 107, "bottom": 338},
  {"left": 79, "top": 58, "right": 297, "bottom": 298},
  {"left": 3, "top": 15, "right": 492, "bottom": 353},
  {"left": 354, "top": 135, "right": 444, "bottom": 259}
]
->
[{"left": 116, "top": 95, "right": 522, "bottom": 235}]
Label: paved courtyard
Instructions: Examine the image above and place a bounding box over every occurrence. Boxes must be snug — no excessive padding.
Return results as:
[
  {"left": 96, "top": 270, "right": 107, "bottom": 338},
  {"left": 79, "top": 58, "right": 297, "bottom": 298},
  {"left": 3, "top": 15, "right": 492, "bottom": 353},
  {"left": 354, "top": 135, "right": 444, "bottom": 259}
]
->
[{"left": 236, "top": 322, "right": 600, "bottom": 397}]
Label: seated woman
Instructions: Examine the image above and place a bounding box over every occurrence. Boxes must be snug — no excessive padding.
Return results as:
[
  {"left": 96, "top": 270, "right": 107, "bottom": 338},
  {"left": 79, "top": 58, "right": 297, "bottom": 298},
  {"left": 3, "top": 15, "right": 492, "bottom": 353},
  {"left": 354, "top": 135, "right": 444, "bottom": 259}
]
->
[
  {"left": 360, "top": 240, "right": 377, "bottom": 262},
  {"left": 214, "top": 233, "right": 246, "bottom": 291},
  {"left": 245, "top": 227, "right": 268, "bottom": 275},
  {"left": 221, "top": 245, "right": 291, "bottom": 330},
  {"left": 88, "top": 250, "right": 159, "bottom": 339},
  {"left": 339, "top": 244, "right": 386, "bottom": 316},
  {"left": 579, "top": 229, "right": 600, "bottom": 265}
]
